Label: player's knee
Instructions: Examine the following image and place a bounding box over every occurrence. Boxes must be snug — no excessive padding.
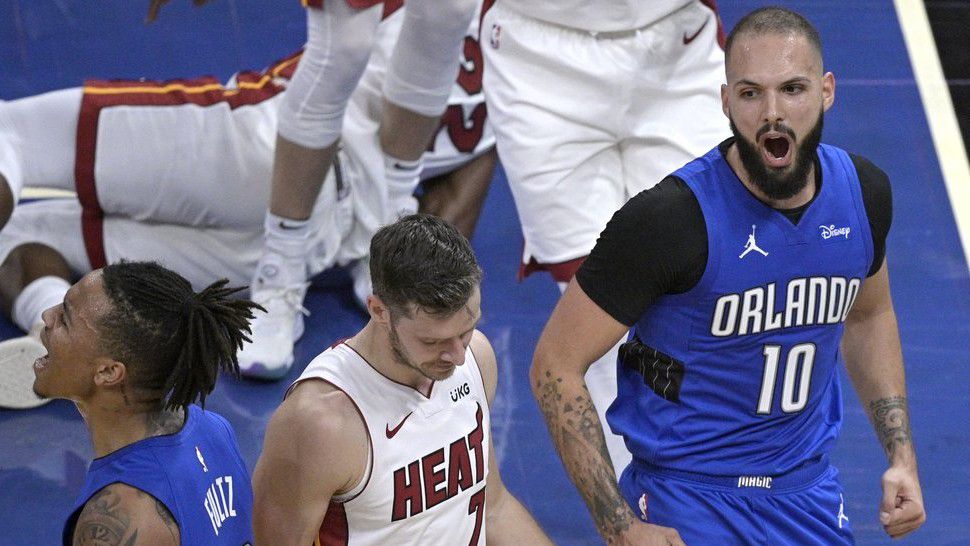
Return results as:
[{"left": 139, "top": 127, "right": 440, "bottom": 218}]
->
[
  {"left": 281, "top": 10, "right": 378, "bottom": 148},
  {"left": 405, "top": 0, "right": 477, "bottom": 28},
  {"left": 304, "top": 2, "right": 378, "bottom": 66},
  {"left": 383, "top": 0, "right": 477, "bottom": 116}
]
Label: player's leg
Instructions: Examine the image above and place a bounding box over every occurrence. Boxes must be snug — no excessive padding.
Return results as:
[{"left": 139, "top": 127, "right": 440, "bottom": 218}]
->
[
  {"left": 0, "top": 199, "right": 93, "bottom": 335},
  {"left": 0, "top": 89, "right": 82, "bottom": 230},
  {"left": 347, "top": 147, "right": 495, "bottom": 313},
  {"left": 417, "top": 148, "right": 496, "bottom": 240},
  {"left": 483, "top": 5, "right": 633, "bottom": 475},
  {"left": 242, "top": 1, "right": 383, "bottom": 379},
  {"left": 379, "top": 0, "right": 478, "bottom": 217},
  {"left": 482, "top": 6, "right": 632, "bottom": 269},
  {"left": 0, "top": 243, "right": 72, "bottom": 333},
  {"left": 83, "top": 79, "right": 283, "bottom": 228},
  {"left": 622, "top": 0, "right": 729, "bottom": 196},
  {"left": 0, "top": 242, "right": 65, "bottom": 409}
]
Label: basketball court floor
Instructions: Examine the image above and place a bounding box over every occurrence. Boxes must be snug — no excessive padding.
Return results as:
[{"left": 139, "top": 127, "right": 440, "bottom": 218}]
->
[{"left": 1, "top": 1, "right": 967, "bottom": 544}]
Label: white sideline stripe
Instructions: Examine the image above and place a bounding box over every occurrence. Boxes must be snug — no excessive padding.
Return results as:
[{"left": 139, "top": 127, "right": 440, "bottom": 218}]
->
[
  {"left": 894, "top": 0, "right": 970, "bottom": 269},
  {"left": 21, "top": 188, "right": 74, "bottom": 199}
]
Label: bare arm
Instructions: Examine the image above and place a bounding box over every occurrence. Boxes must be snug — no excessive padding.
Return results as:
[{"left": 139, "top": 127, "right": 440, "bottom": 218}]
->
[
  {"left": 252, "top": 380, "right": 369, "bottom": 546},
  {"left": 842, "top": 259, "right": 925, "bottom": 538},
  {"left": 469, "top": 331, "right": 551, "bottom": 545},
  {"left": 530, "top": 280, "right": 684, "bottom": 546},
  {"left": 72, "top": 483, "right": 179, "bottom": 546}
]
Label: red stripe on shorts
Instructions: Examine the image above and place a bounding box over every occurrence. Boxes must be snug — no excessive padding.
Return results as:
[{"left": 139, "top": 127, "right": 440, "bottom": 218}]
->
[{"left": 74, "top": 56, "right": 300, "bottom": 269}]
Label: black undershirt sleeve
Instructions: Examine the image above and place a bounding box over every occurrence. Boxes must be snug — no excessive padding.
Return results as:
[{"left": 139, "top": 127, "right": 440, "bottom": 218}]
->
[
  {"left": 576, "top": 177, "right": 708, "bottom": 327},
  {"left": 850, "top": 154, "right": 893, "bottom": 276}
]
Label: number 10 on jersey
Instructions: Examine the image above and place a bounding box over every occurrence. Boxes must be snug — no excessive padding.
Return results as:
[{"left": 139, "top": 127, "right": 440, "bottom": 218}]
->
[{"left": 756, "top": 343, "right": 817, "bottom": 414}]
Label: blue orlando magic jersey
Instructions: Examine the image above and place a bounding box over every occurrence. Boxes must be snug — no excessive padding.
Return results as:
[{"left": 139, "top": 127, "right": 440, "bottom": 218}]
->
[
  {"left": 607, "top": 143, "right": 873, "bottom": 476},
  {"left": 63, "top": 405, "right": 253, "bottom": 545}
]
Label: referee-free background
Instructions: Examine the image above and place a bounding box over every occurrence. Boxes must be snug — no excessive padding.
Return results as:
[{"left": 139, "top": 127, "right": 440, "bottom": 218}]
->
[{"left": 1, "top": 1, "right": 967, "bottom": 544}]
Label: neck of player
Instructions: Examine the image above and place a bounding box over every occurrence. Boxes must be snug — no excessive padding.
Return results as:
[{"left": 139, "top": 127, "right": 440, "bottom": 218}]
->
[
  {"left": 350, "top": 322, "right": 435, "bottom": 394},
  {"left": 78, "top": 397, "right": 185, "bottom": 458}
]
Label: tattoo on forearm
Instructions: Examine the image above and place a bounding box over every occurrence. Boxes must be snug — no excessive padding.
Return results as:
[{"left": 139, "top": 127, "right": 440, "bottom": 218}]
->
[
  {"left": 868, "top": 396, "right": 912, "bottom": 460},
  {"left": 74, "top": 488, "right": 133, "bottom": 546},
  {"left": 535, "top": 370, "right": 633, "bottom": 543}
]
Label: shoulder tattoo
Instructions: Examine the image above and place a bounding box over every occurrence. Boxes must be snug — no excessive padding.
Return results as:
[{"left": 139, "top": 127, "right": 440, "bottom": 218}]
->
[
  {"left": 73, "top": 487, "right": 136, "bottom": 546},
  {"left": 73, "top": 486, "right": 180, "bottom": 546}
]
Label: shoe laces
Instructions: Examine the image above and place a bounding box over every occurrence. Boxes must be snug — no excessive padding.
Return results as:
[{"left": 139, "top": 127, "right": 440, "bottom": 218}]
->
[{"left": 252, "top": 282, "right": 311, "bottom": 320}]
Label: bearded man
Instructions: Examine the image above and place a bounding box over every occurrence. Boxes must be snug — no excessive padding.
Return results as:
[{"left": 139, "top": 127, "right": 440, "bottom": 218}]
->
[{"left": 530, "top": 7, "right": 926, "bottom": 546}]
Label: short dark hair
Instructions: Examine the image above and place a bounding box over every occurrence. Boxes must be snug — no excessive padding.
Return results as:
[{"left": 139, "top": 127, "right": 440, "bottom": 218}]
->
[
  {"left": 725, "top": 7, "right": 823, "bottom": 69},
  {"left": 99, "top": 261, "right": 262, "bottom": 411},
  {"left": 370, "top": 214, "right": 482, "bottom": 319}
]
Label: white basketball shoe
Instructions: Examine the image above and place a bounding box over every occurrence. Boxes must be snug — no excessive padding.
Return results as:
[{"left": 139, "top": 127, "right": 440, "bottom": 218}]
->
[
  {"left": 238, "top": 253, "right": 310, "bottom": 381},
  {"left": 0, "top": 326, "right": 51, "bottom": 409}
]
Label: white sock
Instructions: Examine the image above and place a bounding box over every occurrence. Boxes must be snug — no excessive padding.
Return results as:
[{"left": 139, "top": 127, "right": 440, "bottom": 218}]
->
[
  {"left": 255, "top": 212, "right": 313, "bottom": 289},
  {"left": 383, "top": 155, "right": 421, "bottom": 219},
  {"left": 12, "top": 276, "right": 70, "bottom": 334},
  {"left": 265, "top": 211, "right": 312, "bottom": 242}
]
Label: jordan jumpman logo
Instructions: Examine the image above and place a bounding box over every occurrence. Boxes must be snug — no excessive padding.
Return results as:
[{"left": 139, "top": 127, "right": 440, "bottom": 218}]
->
[{"left": 739, "top": 224, "right": 769, "bottom": 259}]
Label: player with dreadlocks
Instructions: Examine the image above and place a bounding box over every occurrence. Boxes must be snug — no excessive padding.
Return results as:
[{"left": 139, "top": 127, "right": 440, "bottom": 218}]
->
[{"left": 30, "top": 261, "right": 259, "bottom": 545}]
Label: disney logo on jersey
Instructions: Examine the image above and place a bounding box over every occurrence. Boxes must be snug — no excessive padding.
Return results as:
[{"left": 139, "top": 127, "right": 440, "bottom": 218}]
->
[{"left": 819, "top": 224, "right": 851, "bottom": 240}]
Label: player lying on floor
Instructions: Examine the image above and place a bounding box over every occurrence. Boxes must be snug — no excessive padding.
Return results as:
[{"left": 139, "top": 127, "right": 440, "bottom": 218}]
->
[{"left": 0, "top": 6, "right": 495, "bottom": 407}]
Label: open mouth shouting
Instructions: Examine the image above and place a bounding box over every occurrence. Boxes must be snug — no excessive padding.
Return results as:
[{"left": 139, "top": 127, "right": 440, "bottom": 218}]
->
[
  {"left": 760, "top": 131, "right": 794, "bottom": 169},
  {"left": 34, "top": 329, "right": 50, "bottom": 374}
]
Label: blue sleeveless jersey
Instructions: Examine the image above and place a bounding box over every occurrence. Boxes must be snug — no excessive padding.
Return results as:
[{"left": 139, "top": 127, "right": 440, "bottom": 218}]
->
[
  {"left": 63, "top": 405, "right": 254, "bottom": 545},
  {"left": 607, "top": 144, "right": 873, "bottom": 476}
]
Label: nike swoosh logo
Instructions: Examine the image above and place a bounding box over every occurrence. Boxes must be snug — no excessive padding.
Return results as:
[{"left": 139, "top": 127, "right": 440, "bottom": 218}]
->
[
  {"left": 385, "top": 412, "right": 413, "bottom": 439},
  {"left": 278, "top": 220, "right": 302, "bottom": 230},
  {"left": 683, "top": 20, "right": 708, "bottom": 45}
]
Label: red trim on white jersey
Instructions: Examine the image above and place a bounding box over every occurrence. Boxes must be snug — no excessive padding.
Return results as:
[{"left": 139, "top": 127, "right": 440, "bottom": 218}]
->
[
  {"left": 341, "top": 340, "right": 436, "bottom": 399},
  {"left": 294, "top": 343, "right": 490, "bottom": 545},
  {"left": 74, "top": 53, "right": 301, "bottom": 269},
  {"left": 283, "top": 377, "right": 376, "bottom": 505}
]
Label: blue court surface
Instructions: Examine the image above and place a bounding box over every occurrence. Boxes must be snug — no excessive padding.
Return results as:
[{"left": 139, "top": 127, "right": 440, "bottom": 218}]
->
[{"left": 1, "top": 1, "right": 967, "bottom": 544}]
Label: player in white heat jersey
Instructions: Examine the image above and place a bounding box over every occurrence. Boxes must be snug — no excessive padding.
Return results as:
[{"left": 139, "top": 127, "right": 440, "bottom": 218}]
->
[
  {"left": 0, "top": 4, "right": 491, "bottom": 407},
  {"left": 252, "top": 215, "right": 551, "bottom": 545},
  {"left": 0, "top": 5, "right": 495, "bottom": 368},
  {"left": 481, "top": 0, "right": 730, "bottom": 475}
]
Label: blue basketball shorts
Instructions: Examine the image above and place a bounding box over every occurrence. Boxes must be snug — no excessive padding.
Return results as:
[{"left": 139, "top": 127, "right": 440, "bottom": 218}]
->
[{"left": 618, "top": 457, "right": 855, "bottom": 545}]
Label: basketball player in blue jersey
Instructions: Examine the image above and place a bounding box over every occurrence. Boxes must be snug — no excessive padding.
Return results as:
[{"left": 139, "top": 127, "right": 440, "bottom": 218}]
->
[
  {"left": 532, "top": 7, "right": 926, "bottom": 546},
  {"left": 30, "top": 261, "right": 259, "bottom": 545}
]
